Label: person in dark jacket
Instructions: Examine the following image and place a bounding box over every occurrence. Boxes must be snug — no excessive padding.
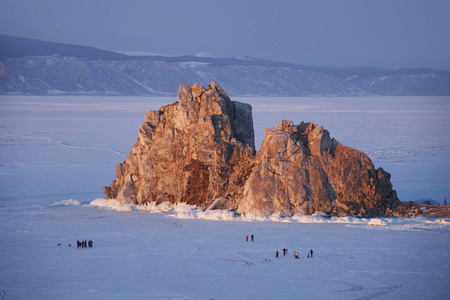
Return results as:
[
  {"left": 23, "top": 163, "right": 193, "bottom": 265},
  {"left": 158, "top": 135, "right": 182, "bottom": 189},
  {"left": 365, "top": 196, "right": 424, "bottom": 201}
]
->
[
  {"left": 276, "top": 251, "right": 279, "bottom": 258},
  {"left": 251, "top": 234, "right": 254, "bottom": 242}
]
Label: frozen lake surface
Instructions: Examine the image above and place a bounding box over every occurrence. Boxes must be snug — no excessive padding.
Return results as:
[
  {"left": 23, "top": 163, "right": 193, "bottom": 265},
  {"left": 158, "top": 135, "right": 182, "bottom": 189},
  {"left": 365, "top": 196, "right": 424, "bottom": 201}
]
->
[
  {"left": 0, "top": 95, "right": 449, "bottom": 299},
  {"left": 1, "top": 199, "right": 450, "bottom": 300},
  {"left": 0, "top": 95, "right": 449, "bottom": 204}
]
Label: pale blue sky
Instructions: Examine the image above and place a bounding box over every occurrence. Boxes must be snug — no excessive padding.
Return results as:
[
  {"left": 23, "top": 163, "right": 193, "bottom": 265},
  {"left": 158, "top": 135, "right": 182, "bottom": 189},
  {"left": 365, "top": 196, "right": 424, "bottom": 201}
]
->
[{"left": 1, "top": 0, "right": 449, "bottom": 70}]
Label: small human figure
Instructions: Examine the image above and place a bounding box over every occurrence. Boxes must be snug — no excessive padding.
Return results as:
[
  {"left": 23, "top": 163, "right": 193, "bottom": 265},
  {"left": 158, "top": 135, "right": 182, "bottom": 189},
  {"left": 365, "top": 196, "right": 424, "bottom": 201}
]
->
[
  {"left": 283, "top": 248, "right": 287, "bottom": 256},
  {"left": 307, "top": 250, "right": 310, "bottom": 258},
  {"left": 88, "top": 240, "right": 93, "bottom": 248},
  {"left": 251, "top": 234, "right": 254, "bottom": 242},
  {"left": 310, "top": 249, "right": 313, "bottom": 258},
  {"left": 276, "top": 251, "right": 279, "bottom": 258},
  {"left": 68, "top": 244, "right": 71, "bottom": 247},
  {"left": 246, "top": 235, "right": 248, "bottom": 242},
  {"left": 77, "top": 240, "right": 81, "bottom": 248},
  {"left": 294, "top": 251, "right": 299, "bottom": 259}
]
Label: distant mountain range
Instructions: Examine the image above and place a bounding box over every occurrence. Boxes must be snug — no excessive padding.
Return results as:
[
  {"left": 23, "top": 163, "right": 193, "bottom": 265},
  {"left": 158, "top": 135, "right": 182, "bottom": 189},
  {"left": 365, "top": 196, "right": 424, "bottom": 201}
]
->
[{"left": 1, "top": 34, "right": 449, "bottom": 96}]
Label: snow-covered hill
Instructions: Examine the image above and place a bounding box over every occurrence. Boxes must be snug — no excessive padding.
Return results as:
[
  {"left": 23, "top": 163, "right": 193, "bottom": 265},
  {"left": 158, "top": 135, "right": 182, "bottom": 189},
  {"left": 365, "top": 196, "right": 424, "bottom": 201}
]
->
[{"left": 1, "top": 35, "right": 449, "bottom": 96}]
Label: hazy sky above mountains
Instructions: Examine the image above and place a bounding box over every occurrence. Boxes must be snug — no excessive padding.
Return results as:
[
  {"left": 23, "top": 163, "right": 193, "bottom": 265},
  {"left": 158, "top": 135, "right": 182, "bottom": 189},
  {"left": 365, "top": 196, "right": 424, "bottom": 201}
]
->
[{"left": 1, "top": 0, "right": 449, "bottom": 70}]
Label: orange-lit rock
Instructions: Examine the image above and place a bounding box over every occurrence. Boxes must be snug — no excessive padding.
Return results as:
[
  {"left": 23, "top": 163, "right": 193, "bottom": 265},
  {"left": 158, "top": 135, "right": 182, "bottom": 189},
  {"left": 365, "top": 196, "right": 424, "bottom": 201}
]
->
[
  {"left": 234, "top": 121, "right": 400, "bottom": 217},
  {"left": 103, "top": 82, "right": 255, "bottom": 207},
  {"left": 104, "top": 83, "right": 400, "bottom": 217}
]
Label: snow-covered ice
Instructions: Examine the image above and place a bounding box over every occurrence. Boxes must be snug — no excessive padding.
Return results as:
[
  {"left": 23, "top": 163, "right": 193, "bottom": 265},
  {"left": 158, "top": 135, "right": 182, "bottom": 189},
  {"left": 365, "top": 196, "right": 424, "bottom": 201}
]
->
[
  {"left": 1, "top": 199, "right": 449, "bottom": 299},
  {"left": 0, "top": 95, "right": 449, "bottom": 299}
]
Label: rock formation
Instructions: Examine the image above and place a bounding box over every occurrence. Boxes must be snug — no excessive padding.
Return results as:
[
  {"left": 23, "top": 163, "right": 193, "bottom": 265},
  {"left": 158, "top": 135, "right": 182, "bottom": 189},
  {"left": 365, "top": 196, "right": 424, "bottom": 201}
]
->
[
  {"left": 104, "top": 82, "right": 401, "bottom": 217},
  {"left": 103, "top": 82, "right": 255, "bottom": 207},
  {"left": 233, "top": 120, "right": 400, "bottom": 217}
]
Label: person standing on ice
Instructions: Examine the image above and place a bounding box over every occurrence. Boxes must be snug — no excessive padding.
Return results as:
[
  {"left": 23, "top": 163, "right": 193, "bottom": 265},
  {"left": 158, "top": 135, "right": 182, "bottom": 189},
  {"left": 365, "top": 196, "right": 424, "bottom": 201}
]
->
[
  {"left": 294, "top": 251, "right": 299, "bottom": 259},
  {"left": 310, "top": 249, "right": 313, "bottom": 258},
  {"left": 283, "top": 248, "right": 287, "bottom": 256},
  {"left": 251, "top": 234, "right": 254, "bottom": 242},
  {"left": 276, "top": 251, "right": 279, "bottom": 258},
  {"left": 307, "top": 250, "right": 310, "bottom": 258},
  {"left": 246, "top": 235, "right": 248, "bottom": 242}
]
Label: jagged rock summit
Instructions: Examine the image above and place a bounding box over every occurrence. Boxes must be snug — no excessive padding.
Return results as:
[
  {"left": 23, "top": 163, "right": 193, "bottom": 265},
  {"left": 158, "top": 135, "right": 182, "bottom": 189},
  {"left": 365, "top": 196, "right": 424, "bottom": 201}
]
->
[
  {"left": 233, "top": 120, "right": 400, "bottom": 217},
  {"left": 103, "top": 82, "right": 255, "bottom": 207},
  {"left": 104, "top": 83, "right": 401, "bottom": 217}
]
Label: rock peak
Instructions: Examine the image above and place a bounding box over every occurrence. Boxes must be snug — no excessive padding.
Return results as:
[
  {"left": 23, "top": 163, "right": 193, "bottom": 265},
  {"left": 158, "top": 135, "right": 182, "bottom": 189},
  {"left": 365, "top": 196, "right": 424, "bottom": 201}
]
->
[
  {"left": 104, "top": 83, "right": 400, "bottom": 217},
  {"left": 234, "top": 121, "right": 399, "bottom": 217},
  {"left": 104, "top": 83, "right": 255, "bottom": 207},
  {"left": 277, "top": 120, "right": 294, "bottom": 131}
]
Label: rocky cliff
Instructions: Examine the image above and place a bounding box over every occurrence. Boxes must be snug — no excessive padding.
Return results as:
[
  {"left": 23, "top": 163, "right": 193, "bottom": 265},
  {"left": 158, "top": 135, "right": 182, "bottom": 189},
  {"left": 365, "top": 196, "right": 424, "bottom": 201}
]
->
[
  {"left": 103, "top": 82, "right": 255, "bottom": 207},
  {"left": 233, "top": 120, "right": 400, "bottom": 217},
  {"left": 104, "top": 83, "right": 401, "bottom": 217}
]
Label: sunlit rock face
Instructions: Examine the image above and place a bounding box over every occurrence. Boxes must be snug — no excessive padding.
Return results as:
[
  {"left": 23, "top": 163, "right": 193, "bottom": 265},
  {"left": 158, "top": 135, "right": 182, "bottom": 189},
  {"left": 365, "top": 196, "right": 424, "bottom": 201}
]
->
[
  {"left": 104, "top": 82, "right": 400, "bottom": 217},
  {"left": 103, "top": 82, "right": 255, "bottom": 207},
  {"left": 234, "top": 121, "right": 400, "bottom": 217}
]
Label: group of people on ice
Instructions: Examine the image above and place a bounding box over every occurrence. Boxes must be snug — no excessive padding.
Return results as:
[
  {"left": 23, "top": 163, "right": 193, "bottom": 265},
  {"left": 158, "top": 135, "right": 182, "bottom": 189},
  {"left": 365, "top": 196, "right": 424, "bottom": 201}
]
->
[
  {"left": 77, "top": 240, "right": 93, "bottom": 248},
  {"left": 245, "top": 234, "right": 313, "bottom": 260},
  {"left": 275, "top": 248, "right": 313, "bottom": 259}
]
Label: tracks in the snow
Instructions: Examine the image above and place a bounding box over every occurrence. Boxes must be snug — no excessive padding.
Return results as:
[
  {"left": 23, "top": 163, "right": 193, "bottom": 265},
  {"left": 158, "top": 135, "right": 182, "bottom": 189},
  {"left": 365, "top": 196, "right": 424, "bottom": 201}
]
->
[
  {"left": 205, "top": 257, "right": 271, "bottom": 267},
  {"left": 355, "top": 284, "right": 402, "bottom": 300},
  {"left": 158, "top": 219, "right": 400, "bottom": 299},
  {"left": 336, "top": 281, "right": 401, "bottom": 299},
  {"left": 255, "top": 257, "right": 272, "bottom": 264},
  {"left": 219, "top": 258, "right": 255, "bottom": 266},
  {"left": 336, "top": 283, "right": 365, "bottom": 292},
  {"left": 204, "top": 256, "right": 400, "bottom": 299}
]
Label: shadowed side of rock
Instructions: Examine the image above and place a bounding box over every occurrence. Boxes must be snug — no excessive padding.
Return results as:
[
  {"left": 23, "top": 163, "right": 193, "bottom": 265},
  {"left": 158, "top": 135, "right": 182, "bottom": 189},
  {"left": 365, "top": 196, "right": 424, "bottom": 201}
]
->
[
  {"left": 103, "top": 82, "right": 255, "bottom": 206},
  {"left": 234, "top": 120, "right": 400, "bottom": 217}
]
